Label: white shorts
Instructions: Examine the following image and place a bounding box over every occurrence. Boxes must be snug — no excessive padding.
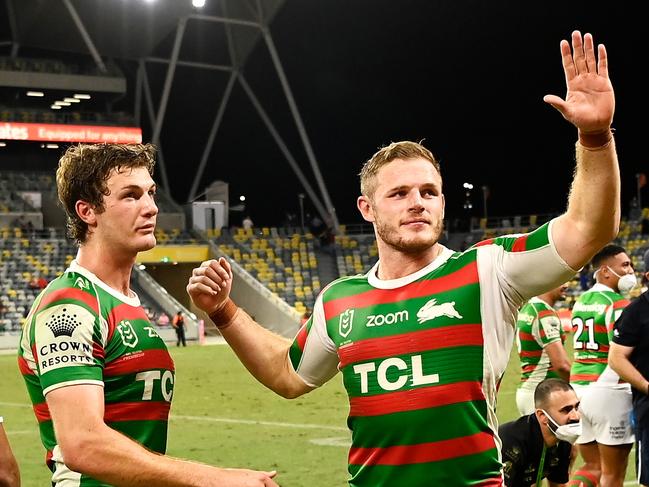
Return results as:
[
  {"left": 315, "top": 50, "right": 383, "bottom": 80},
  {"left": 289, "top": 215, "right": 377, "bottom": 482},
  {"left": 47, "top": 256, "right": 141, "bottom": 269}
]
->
[
  {"left": 577, "top": 385, "right": 634, "bottom": 445},
  {"left": 516, "top": 387, "right": 535, "bottom": 416}
]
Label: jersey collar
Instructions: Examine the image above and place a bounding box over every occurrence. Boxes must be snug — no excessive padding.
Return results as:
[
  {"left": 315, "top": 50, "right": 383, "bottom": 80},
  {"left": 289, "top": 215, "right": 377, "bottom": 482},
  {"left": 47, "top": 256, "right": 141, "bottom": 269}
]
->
[
  {"left": 367, "top": 245, "right": 454, "bottom": 290},
  {"left": 67, "top": 260, "right": 141, "bottom": 307}
]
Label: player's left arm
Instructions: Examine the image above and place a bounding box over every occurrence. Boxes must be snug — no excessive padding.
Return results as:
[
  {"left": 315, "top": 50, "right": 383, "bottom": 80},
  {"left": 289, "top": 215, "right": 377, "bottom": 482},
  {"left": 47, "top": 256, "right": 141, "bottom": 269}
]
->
[{"left": 544, "top": 31, "right": 619, "bottom": 270}]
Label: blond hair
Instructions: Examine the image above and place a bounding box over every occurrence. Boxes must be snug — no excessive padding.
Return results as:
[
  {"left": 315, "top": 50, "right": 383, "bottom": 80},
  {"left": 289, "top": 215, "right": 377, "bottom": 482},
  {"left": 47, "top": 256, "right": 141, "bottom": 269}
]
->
[
  {"left": 359, "top": 141, "right": 440, "bottom": 197},
  {"left": 56, "top": 143, "right": 156, "bottom": 243}
]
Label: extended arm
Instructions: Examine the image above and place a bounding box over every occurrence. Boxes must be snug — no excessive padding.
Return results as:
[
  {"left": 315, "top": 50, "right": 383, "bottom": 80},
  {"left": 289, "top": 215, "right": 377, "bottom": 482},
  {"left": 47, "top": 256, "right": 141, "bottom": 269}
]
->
[
  {"left": 47, "top": 384, "right": 278, "bottom": 487},
  {"left": 187, "top": 258, "right": 314, "bottom": 398},
  {"left": 545, "top": 32, "right": 619, "bottom": 270}
]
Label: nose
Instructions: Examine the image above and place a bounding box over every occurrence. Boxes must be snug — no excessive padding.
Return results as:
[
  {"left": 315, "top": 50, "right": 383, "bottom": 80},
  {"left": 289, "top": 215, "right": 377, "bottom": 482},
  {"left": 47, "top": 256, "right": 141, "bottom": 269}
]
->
[
  {"left": 569, "top": 408, "right": 580, "bottom": 421},
  {"left": 407, "top": 190, "right": 425, "bottom": 212},
  {"left": 143, "top": 193, "right": 158, "bottom": 217}
]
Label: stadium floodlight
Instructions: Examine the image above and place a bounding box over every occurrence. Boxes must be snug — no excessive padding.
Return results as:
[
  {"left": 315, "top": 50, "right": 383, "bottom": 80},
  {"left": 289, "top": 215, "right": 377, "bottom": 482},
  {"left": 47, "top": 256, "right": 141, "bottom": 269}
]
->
[
  {"left": 192, "top": 0, "right": 206, "bottom": 7},
  {"left": 51, "top": 105, "right": 62, "bottom": 110},
  {"left": 73, "top": 94, "right": 91, "bottom": 99},
  {"left": 46, "top": 144, "right": 59, "bottom": 149},
  {"left": 463, "top": 182, "right": 474, "bottom": 190},
  {"left": 239, "top": 195, "right": 246, "bottom": 202},
  {"left": 64, "top": 97, "right": 81, "bottom": 103},
  {"left": 26, "top": 91, "right": 44, "bottom": 97},
  {"left": 54, "top": 101, "right": 71, "bottom": 106},
  {"left": 0, "top": 142, "right": 6, "bottom": 147}
]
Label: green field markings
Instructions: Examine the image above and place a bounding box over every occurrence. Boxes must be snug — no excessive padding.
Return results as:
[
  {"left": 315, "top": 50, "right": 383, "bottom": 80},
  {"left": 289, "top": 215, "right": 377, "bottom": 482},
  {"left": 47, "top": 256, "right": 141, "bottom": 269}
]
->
[{"left": 1, "top": 399, "right": 348, "bottom": 432}]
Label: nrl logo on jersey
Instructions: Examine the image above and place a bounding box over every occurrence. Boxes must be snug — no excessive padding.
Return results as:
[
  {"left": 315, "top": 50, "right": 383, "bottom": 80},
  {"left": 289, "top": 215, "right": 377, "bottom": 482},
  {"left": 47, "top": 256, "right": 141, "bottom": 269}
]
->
[
  {"left": 339, "top": 309, "right": 354, "bottom": 338},
  {"left": 117, "top": 320, "right": 139, "bottom": 348},
  {"left": 417, "top": 298, "right": 462, "bottom": 324}
]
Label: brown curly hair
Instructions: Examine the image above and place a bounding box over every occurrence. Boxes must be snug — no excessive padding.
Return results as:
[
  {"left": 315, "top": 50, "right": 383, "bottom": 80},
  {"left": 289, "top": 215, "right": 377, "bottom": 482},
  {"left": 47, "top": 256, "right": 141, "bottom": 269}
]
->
[
  {"left": 359, "top": 141, "right": 441, "bottom": 199},
  {"left": 56, "top": 143, "right": 156, "bottom": 244}
]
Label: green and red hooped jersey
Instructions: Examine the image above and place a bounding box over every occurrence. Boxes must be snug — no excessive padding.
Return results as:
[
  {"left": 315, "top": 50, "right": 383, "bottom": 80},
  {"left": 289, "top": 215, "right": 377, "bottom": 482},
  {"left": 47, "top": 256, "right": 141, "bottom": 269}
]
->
[
  {"left": 289, "top": 221, "right": 576, "bottom": 486},
  {"left": 569, "top": 283, "right": 629, "bottom": 386},
  {"left": 516, "top": 297, "right": 566, "bottom": 389},
  {"left": 18, "top": 261, "right": 175, "bottom": 487}
]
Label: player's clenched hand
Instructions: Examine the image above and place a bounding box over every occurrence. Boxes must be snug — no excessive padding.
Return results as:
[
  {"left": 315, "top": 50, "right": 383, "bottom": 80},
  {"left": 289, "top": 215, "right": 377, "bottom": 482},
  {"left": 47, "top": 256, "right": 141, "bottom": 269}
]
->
[
  {"left": 186, "top": 257, "right": 233, "bottom": 315},
  {"left": 218, "top": 468, "right": 279, "bottom": 486}
]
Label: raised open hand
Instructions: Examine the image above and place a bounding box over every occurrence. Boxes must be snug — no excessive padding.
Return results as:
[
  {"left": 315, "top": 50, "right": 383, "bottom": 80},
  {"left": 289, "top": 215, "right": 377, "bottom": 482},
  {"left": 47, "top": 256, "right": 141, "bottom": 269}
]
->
[{"left": 544, "top": 31, "right": 614, "bottom": 134}]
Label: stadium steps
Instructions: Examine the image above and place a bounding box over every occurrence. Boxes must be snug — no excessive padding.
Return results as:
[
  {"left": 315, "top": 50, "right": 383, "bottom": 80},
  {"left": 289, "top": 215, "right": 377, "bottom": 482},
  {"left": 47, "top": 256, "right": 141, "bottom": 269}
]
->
[{"left": 315, "top": 247, "right": 339, "bottom": 288}]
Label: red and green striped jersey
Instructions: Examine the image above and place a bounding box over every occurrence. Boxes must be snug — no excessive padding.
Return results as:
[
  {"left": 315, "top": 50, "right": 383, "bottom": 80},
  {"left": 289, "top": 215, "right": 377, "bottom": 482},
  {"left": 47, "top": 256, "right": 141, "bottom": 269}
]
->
[
  {"left": 18, "top": 261, "right": 175, "bottom": 487},
  {"left": 289, "top": 221, "right": 576, "bottom": 486},
  {"left": 516, "top": 298, "right": 566, "bottom": 389},
  {"left": 569, "top": 283, "right": 629, "bottom": 386}
]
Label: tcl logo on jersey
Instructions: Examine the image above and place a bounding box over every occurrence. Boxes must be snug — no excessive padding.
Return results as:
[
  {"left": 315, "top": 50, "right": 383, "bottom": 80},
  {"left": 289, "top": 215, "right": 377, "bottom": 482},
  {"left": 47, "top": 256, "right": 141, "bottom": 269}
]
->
[
  {"left": 352, "top": 354, "right": 439, "bottom": 393},
  {"left": 135, "top": 370, "right": 174, "bottom": 402}
]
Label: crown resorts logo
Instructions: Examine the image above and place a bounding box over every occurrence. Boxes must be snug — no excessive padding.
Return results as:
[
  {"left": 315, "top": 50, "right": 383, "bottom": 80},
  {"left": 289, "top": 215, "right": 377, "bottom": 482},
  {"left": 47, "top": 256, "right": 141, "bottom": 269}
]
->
[{"left": 46, "top": 307, "right": 82, "bottom": 337}]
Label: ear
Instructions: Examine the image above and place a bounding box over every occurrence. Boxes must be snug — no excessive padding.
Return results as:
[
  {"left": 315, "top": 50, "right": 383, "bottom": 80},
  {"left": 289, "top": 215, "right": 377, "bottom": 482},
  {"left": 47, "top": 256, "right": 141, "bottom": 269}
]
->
[
  {"left": 441, "top": 193, "right": 445, "bottom": 220},
  {"left": 534, "top": 408, "right": 546, "bottom": 425},
  {"left": 357, "top": 195, "right": 375, "bottom": 223},
  {"left": 75, "top": 200, "right": 97, "bottom": 226}
]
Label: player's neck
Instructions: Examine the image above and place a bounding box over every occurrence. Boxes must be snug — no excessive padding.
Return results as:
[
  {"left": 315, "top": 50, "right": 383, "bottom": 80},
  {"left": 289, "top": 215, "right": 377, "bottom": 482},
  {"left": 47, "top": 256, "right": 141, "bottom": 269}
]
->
[
  {"left": 76, "top": 240, "right": 136, "bottom": 296},
  {"left": 537, "top": 293, "right": 555, "bottom": 307},
  {"left": 375, "top": 243, "right": 443, "bottom": 280}
]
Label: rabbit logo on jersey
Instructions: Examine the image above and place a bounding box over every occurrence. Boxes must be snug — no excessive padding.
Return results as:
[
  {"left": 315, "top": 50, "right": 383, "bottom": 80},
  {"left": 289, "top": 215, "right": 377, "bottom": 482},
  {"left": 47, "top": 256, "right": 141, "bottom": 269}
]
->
[
  {"left": 339, "top": 309, "right": 354, "bottom": 338},
  {"left": 36, "top": 304, "right": 96, "bottom": 373}
]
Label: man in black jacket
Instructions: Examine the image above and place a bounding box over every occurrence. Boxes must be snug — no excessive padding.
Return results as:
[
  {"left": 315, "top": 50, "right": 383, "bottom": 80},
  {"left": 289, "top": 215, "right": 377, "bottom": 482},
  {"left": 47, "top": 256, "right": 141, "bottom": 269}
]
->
[
  {"left": 609, "top": 248, "right": 649, "bottom": 486},
  {"left": 499, "top": 379, "right": 581, "bottom": 486}
]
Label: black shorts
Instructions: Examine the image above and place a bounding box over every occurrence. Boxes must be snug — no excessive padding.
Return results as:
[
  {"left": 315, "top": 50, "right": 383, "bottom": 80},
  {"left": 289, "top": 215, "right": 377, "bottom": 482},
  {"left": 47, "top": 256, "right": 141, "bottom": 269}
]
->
[{"left": 635, "top": 417, "right": 649, "bottom": 485}]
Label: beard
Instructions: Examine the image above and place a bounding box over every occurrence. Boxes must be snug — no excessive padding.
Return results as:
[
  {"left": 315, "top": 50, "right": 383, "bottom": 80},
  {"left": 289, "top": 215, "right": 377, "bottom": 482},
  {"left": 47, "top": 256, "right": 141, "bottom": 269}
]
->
[{"left": 375, "top": 216, "right": 444, "bottom": 254}]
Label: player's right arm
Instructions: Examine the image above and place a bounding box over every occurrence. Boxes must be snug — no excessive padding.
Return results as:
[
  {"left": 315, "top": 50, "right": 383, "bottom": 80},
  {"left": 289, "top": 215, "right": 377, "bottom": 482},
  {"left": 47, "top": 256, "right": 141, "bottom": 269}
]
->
[
  {"left": 545, "top": 341, "right": 571, "bottom": 381},
  {"left": 46, "top": 384, "right": 278, "bottom": 487},
  {"left": 536, "top": 312, "right": 571, "bottom": 380},
  {"left": 187, "top": 258, "right": 339, "bottom": 398}
]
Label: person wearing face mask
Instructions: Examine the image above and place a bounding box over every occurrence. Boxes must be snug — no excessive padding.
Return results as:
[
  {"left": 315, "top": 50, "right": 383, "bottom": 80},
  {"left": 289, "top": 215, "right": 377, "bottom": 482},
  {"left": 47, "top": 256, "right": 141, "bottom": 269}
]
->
[
  {"left": 609, "top": 248, "right": 649, "bottom": 487},
  {"left": 569, "top": 244, "right": 635, "bottom": 487},
  {"left": 500, "top": 378, "right": 580, "bottom": 486}
]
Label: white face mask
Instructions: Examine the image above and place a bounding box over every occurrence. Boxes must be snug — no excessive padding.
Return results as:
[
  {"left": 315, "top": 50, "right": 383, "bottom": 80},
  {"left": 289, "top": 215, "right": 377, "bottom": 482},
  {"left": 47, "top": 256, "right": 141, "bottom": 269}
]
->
[
  {"left": 607, "top": 266, "right": 638, "bottom": 294},
  {"left": 541, "top": 409, "right": 582, "bottom": 444}
]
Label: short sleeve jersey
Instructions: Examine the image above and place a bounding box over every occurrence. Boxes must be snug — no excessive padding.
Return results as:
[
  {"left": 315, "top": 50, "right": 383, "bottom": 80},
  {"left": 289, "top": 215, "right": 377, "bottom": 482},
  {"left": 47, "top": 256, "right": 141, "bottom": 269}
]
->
[
  {"left": 612, "top": 291, "right": 649, "bottom": 424},
  {"left": 569, "top": 283, "right": 629, "bottom": 386},
  {"left": 288, "top": 221, "right": 575, "bottom": 486},
  {"left": 516, "top": 298, "right": 566, "bottom": 390},
  {"left": 18, "top": 261, "right": 175, "bottom": 486}
]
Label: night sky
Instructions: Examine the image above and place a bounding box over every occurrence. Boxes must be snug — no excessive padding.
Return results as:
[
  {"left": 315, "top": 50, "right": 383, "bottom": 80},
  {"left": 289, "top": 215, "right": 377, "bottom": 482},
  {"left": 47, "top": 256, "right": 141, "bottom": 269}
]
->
[{"left": 3, "top": 1, "right": 647, "bottom": 228}]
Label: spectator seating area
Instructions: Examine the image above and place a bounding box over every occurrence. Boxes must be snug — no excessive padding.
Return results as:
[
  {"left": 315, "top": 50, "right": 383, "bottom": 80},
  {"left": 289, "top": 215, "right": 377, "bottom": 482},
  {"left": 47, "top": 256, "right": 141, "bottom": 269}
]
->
[
  {"left": 335, "top": 234, "right": 377, "bottom": 277},
  {"left": 0, "top": 227, "right": 167, "bottom": 333},
  {"left": 0, "top": 171, "right": 50, "bottom": 212},
  {"left": 210, "top": 227, "right": 321, "bottom": 315},
  {"left": 0, "top": 106, "right": 136, "bottom": 127},
  {"left": 2, "top": 203, "right": 648, "bottom": 332},
  {"left": 0, "top": 56, "right": 123, "bottom": 77}
]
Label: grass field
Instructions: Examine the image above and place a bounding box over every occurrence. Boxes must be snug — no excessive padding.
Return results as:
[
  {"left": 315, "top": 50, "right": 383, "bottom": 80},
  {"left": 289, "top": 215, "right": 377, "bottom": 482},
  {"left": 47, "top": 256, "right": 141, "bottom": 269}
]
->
[{"left": 0, "top": 342, "right": 639, "bottom": 486}]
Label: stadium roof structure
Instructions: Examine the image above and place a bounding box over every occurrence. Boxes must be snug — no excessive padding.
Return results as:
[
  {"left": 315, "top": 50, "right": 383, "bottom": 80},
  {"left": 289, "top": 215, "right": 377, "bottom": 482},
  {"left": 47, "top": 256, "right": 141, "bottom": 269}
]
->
[{"left": 2, "top": 0, "right": 339, "bottom": 230}]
